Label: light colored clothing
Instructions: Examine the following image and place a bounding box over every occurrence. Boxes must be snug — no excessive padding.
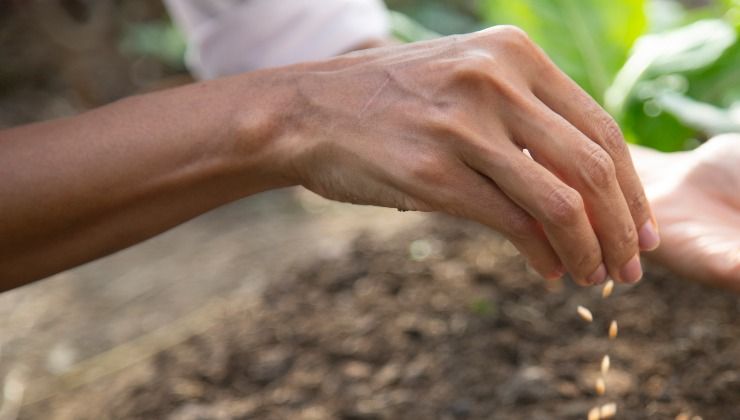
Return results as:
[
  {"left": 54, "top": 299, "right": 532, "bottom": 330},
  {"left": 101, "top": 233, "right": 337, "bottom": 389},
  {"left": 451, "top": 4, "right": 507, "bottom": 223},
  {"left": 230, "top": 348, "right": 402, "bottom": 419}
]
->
[{"left": 164, "top": 0, "right": 390, "bottom": 79}]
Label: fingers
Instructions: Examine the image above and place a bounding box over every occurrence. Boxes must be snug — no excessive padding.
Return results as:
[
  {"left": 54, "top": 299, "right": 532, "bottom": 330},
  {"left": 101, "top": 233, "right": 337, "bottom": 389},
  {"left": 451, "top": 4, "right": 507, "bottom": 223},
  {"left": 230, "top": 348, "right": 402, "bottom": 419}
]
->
[
  {"left": 532, "top": 69, "right": 659, "bottom": 254},
  {"left": 462, "top": 141, "right": 607, "bottom": 285},
  {"left": 439, "top": 167, "right": 564, "bottom": 280},
  {"left": 512, "top": 100, "right": 643, "bottom": 284}
]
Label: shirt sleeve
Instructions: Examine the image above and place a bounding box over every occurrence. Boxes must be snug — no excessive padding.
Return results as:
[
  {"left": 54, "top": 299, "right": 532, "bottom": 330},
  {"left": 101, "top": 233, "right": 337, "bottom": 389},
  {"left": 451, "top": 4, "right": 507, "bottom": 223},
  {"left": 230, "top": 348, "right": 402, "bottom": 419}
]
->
[{"left": 164, "top": 0, "right": 390, "bottom": 79}]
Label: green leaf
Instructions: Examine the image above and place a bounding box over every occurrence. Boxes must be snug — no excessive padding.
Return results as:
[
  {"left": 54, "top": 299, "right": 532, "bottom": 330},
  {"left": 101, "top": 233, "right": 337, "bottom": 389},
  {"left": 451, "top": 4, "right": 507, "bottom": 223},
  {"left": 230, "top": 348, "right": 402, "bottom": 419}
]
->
[
  {"left": 479, "top": 0, "right": 647, "bottom": 103},
  {"left": 606, "top": 19, "right": 736, "bottom": 117},
  {"left": 606, "top": 19, "right": 740, "bottom": 151}
]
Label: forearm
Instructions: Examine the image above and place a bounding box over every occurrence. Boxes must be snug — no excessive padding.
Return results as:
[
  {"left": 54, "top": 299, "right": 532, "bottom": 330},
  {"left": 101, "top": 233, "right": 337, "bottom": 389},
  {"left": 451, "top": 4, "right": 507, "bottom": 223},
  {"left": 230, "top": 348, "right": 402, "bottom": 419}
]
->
[{"left": 0, "top": 70, "right": 294, "bottom": 290}]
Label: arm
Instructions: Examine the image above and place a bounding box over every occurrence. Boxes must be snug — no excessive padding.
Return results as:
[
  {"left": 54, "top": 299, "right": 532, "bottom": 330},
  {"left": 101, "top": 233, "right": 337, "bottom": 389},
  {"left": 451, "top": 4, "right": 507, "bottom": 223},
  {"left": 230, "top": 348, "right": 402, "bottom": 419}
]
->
[
  {"left": 1, "top": 28, "right": 657, "bottom": 291},
  {"left": 0, "top": 70, "right": 293, "bottom": 290}
]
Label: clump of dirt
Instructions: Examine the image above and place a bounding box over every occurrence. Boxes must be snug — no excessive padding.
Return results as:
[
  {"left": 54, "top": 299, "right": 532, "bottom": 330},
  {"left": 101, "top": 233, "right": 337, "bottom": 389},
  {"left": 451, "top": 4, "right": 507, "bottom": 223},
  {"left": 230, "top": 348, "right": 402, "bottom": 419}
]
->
[{"left": 36, "top": 217, "right": 740, "bottom": 419}]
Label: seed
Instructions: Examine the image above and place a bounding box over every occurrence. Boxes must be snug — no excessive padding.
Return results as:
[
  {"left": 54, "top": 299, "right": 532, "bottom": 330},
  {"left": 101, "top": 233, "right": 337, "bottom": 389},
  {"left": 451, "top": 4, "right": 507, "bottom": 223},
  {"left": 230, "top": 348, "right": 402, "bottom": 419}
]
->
[
  {"left": 600, "top": 402, "right": 617, "bottom": 418},
  {"left": 577, "top": 305, "right": 593, "bottom": 322},
  {"left": 609, "top": 320, "right": 618, "bottom": 339},
  {"left": 602, "top": 279, "right": 614, "bottom": 298},
  {"left": 675, "top": 415, "right": 690, "bottom": 420},
  {"left": 588, "top": 407, "right": 600, "bottom": 420},
  {"left": 595, "top": 377, "right": 606, "bottom": 395},
  {"left": 601, "top": 355, "right": 610, "bottom": 375}
]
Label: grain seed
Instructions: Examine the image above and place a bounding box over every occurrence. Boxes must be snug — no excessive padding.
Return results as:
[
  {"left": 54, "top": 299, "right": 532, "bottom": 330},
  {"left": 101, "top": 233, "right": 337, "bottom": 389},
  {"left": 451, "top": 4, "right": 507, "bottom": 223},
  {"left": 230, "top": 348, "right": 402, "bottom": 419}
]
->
[
  {"left": 609, "top": 320, "right": 618, "bottom": 339},
  {"left": 588, "top": 406, "right": 600, "bottom": 420},
  {"left": 602, "top": 279, "right": 614, "bottom": 298},
  {"left": 601, "top": 355, "right": 610, "bottom": 375},
  {"left": 595, "top": 377, "right": 606, "bottom": 396},
  {"left": 600, "top": 402, "right": 617, "bottom": 418},
  {"left": 577, "top": 305, "right": 593, "bottom": 322}
]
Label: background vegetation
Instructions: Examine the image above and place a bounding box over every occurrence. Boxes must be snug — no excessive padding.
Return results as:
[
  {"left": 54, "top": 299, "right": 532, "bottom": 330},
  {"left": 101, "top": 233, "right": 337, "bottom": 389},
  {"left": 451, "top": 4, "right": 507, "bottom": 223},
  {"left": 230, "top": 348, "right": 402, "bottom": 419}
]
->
[
  {"left": 1, "top": 0, "right": 737, "bottom": 151},
  {"left": 387, "top": 0, "right": 740, "bottom": 151}
]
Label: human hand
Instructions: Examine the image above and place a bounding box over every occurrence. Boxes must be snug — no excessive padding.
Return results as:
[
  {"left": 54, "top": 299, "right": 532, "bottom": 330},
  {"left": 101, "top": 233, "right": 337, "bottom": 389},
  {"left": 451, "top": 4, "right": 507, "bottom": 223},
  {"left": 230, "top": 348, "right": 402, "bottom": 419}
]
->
[
  {"left": 631, "top": 135, "right": 740, "bottom": 291},
  {"left": 276, "top": 27, "right": 658, "bottom": 285}
]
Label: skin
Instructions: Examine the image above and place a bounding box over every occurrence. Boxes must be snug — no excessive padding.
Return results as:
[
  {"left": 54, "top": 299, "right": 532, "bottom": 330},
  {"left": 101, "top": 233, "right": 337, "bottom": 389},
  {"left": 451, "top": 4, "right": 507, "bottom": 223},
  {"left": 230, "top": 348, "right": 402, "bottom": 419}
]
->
[
  {"left": 632, "top": 135, "right": 740, "bottom": 292},
  {"left": 0, "top": 27, "right": 659, "bottom": 291}
]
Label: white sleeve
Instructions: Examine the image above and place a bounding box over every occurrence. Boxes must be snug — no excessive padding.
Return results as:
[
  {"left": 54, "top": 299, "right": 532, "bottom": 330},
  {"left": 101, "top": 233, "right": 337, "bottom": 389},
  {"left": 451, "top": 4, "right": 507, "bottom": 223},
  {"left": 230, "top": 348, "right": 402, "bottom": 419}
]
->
[{"left": 164, "top": 0, "right": 390, "bottom": 79}]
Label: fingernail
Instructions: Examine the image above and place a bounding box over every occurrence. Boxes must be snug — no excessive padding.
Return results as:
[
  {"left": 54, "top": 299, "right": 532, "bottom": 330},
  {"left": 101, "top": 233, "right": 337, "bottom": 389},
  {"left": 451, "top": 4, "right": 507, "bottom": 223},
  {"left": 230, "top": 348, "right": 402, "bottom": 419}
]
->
[
  {"left": 638, "top": 221, "right": 660, "bottom": 251},
  {"left": 547, "top": 265, "right": 566, "bottom": 280},
  {"left": 587, "top": 263, "right": 607, "bottom": 285},
  {"left": 620, "top": 254, "right": 643, "bottom": 283}
]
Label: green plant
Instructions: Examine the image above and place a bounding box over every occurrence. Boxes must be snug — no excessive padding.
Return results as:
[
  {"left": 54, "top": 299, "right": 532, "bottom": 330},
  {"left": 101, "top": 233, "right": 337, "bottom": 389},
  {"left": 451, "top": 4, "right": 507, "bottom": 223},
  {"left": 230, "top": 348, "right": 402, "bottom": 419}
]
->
[
  {"left": 606, "top": 17, "right": 740, "bottom": 151},
  {"left": 388, "top": 0, "right": 739, "bottom": 151}
]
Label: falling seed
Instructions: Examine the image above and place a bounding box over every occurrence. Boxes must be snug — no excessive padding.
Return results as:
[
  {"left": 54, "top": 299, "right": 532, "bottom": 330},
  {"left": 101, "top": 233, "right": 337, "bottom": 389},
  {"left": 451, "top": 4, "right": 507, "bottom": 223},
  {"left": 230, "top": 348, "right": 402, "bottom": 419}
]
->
[
  {"left": 609, "top": 320, "right": 618, "bottom": 339},
  {"left": 602, "top": 279, "right": 614, "bottom": 298},
  {"left": 595, "top": 377, "right": 606, "bottom": 396},
  {"left": 588, "top": 407, "right": 600, "bottom": 420},
  {"left": 601, "top": 355, "right": 610, "bottom": 375},
  {"left": 600, "top": 402, "right": 617, "bottom": 418},
  {"left": 577, "top": 305, "right": 593, "bottom": 322}
]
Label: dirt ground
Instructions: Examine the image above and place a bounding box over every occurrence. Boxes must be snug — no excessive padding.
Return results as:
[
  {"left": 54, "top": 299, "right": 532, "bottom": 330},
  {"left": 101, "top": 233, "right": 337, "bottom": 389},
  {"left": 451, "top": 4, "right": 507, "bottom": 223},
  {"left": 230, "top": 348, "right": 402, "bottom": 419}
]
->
[
  {"left": 23, "top": 216, "right": 740, "bottom": 420},
  {"left": 1, "top": 2, "right": 738, "bottom": 419}
]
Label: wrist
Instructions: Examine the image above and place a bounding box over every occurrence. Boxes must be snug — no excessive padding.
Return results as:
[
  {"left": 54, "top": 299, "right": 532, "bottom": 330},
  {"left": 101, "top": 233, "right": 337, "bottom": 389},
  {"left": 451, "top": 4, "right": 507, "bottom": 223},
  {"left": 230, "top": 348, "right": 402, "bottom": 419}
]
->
[{"left": 222, "top": 68, "right": 303, "bottom": 196}]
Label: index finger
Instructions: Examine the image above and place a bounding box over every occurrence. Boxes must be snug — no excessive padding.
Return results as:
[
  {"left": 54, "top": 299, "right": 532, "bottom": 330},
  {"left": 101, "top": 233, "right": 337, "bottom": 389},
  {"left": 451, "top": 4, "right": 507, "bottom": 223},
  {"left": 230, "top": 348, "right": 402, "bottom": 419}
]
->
[{"left": 532, "top": 66, "right": 659, "bottom": 252}]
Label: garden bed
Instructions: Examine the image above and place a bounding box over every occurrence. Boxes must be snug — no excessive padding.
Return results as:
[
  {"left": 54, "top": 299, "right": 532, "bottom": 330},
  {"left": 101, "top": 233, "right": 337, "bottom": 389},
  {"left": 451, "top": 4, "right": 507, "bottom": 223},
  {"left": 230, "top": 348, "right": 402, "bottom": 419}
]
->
[{"left": 35, "top": 217, "right": 740, "bottom": 419}]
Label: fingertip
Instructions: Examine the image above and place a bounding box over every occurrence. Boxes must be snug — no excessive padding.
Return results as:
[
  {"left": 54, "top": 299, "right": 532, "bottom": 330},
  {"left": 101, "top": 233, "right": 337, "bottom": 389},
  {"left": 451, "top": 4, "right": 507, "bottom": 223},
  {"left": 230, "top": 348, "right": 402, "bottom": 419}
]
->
[
  {"left": 619, "top": 254, "right": 643, "bottom": 284},
  {"left": 638, "top": 220, "right": 660, "bottom": 251},
  {"left": 587, "top": 263, "right": 608, "bottom": 285},
  {"left": 544, "top": 265, "right": 566, "bottom": 281}
]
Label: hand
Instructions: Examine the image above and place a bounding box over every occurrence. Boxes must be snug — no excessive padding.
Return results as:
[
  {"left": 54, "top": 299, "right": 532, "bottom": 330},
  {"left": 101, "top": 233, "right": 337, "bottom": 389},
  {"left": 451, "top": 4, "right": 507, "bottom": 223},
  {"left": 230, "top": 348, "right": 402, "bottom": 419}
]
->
[
  {"left": 277, "top": 27, "right": 658, "bottom": 285},
  {"left": 632, "top": 135, "right": 740, "bottom": 291}
]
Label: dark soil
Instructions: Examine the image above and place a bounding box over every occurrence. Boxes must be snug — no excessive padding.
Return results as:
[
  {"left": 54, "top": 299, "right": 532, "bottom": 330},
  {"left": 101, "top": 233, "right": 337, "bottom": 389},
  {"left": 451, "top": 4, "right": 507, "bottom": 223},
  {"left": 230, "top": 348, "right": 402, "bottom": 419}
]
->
[{"left": 35, "top": 217, "right": 740, "bottom": 419}]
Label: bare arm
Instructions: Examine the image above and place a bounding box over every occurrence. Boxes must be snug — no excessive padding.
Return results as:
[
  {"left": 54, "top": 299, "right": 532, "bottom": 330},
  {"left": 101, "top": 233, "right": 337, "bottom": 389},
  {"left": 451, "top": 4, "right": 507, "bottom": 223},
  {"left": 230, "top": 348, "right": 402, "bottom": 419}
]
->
[
  {"left": 1, "top": 29, "right": 658, "bottom": 291},
  {"left": 0, "top": 70, "right": 293, "bottom": 290}
]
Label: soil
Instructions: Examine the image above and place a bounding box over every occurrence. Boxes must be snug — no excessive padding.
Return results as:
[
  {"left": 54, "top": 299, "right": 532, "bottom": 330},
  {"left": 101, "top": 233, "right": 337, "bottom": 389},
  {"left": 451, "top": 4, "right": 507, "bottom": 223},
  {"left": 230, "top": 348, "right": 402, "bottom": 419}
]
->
[{"left": 20, "top": 217, "right": 740, "bottom": 419}]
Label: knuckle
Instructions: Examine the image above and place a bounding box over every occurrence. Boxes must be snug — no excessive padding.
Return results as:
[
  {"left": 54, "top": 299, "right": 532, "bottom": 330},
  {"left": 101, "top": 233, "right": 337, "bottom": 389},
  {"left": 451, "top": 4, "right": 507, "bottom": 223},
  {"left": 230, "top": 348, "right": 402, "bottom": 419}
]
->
[
  {"left": 408, "top": 152, "right": 447, "bottom": 185},
  {"left": 494, "top": 25, "right": 531, "bottom": 46},
  {"left": 617, "top": 222, "right": 639, "bottom": 252},
  {"left": 449, "top": 53, "right": 498, "bottom": 86},
  {"left": 543, "top": 186, "right": 584, "bottom": 226},
  {"left": 604, "top": 224, "right": 638, "bottom": 267},
  {"left": 626, "top": 190, "right": 648, "bottom": 218},
  {"left": 598, "top": 114, "right": 627, "bottom": 154},
  {"left": 571, "top": 248, "right": 601, "bottom": 277},
  {"left": 446, "top": 51, "right": 532, "bottom": 107},
  {"left": 581, "top": 147, "right": 616, "bottom": 190},
  {"left": 423, "top": 106, "right": 473, "bottom": 143}
]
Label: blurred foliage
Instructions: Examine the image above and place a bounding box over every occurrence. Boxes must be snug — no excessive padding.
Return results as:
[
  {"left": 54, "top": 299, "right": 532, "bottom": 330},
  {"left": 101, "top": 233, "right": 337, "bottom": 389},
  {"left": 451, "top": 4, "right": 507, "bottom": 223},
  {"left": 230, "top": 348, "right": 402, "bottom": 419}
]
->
[
  {"left": 606, "top": 15, "right": 740, "bottom": 150},
  {"left": 120, "top": 20, "right": 186, "bottom": 70},
  {"left": 480, "top": 0, "right": 646, "bottom": 104},
  {"left": 387, "top": 0, "right": 740, "bottom": 151}
]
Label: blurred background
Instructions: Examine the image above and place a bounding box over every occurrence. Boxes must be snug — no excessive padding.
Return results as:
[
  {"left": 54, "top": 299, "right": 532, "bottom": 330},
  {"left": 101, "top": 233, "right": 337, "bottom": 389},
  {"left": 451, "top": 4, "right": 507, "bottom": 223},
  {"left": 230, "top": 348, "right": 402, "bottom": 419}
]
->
[{"left": 0, "top": 0, "right": 739, "bottom": 419}]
